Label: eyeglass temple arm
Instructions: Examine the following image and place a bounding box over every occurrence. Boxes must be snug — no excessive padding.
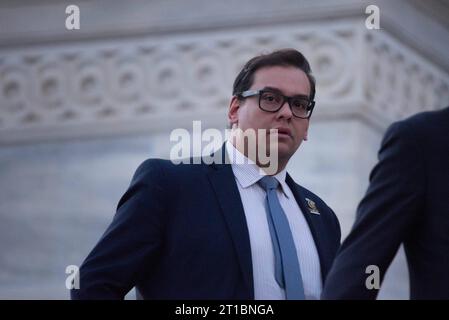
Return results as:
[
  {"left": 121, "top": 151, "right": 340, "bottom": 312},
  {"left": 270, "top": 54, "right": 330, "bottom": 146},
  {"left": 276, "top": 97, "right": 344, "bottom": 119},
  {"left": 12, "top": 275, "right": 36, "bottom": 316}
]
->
[{"left": 238, "top": 90, "right": 260, "bottom": 98}]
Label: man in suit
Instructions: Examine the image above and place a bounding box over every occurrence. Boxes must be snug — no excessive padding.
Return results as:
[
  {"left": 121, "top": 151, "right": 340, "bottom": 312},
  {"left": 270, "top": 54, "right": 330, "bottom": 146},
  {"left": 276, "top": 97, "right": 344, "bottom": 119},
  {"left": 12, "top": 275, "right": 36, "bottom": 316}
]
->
[
  {"left": 322, "top": 107, "right": 449, "bottom": 299},
  {"left": 71, "top": 49, "right": 341, "bottom": 300}
]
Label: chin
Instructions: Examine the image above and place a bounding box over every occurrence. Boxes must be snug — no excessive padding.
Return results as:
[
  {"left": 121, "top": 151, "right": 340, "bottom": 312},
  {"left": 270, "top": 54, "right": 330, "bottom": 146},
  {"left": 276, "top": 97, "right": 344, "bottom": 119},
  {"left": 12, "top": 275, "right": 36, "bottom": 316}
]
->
[
  {"left": 263, "top": 138, "right": 297, "bottom": 159},
  {"left": 275, "top": 144, "right": 295, "bottom": 160}
]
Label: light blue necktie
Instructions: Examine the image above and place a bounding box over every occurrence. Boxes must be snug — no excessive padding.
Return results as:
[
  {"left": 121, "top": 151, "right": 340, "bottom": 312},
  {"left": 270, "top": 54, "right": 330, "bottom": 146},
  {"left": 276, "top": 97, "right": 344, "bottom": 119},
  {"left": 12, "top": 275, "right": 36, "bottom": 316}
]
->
[{"left": 258, "top": 176, "right": 305, "bottom": 300}]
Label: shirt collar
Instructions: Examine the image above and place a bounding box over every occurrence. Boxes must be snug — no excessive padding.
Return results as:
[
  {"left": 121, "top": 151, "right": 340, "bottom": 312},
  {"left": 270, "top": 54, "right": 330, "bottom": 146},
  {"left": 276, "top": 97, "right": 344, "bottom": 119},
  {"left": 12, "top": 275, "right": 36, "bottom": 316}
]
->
[{"left": 225, "top": 140, "right": 290, "bottom": 198}]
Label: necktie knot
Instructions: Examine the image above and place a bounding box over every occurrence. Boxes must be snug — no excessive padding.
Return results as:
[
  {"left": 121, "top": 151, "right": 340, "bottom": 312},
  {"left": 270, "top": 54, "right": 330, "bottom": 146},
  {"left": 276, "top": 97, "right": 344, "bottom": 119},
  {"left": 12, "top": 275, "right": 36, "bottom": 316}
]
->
[{"left": 258, "top": 175, "right": 279, "bottom": 191}]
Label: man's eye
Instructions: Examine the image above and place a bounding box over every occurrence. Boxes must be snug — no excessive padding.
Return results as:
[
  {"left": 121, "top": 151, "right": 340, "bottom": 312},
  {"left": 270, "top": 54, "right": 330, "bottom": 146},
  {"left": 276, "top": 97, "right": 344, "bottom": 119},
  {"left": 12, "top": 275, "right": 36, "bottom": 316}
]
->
[
  {"left": 292, "top": 99, "right": 308, "bottom": 109},
  {"left": 262, "top": 94, "right": 279, "bottom": 102}
]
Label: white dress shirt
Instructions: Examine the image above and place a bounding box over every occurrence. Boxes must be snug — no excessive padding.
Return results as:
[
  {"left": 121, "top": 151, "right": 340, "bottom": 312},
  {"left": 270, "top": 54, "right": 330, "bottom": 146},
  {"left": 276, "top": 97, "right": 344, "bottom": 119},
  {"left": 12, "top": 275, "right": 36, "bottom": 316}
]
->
[{"left": 225, "top": 140, "right": 322, "bottom": 300}]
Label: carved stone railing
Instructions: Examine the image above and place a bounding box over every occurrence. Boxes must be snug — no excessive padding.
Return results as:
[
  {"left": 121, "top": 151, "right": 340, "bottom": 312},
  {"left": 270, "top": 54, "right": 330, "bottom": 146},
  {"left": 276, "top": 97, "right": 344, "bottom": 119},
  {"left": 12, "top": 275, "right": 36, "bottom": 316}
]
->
[
  {"left": 1, "top": 18, "right": 448, "bottom": 144},
  {"left": 361, "top": 29, "right": 449, "bottom": 129}
]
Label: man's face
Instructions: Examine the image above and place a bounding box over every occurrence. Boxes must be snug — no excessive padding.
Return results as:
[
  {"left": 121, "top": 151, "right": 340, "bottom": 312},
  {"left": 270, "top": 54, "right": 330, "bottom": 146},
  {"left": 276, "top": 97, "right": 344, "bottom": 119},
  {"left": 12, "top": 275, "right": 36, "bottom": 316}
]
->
[{"left": 229, "top": 65, "right": 311, "bottom": 164}]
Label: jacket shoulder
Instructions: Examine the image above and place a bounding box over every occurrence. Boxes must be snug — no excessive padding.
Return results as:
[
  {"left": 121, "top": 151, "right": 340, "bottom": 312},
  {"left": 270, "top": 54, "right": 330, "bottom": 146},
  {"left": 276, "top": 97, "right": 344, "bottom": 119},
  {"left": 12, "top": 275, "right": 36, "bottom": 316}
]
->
[
  {"left": 132, "top": 157, "right": 211, "bottom": 185},
  {"left": 386, "top": 107, "right": 449, "bottom": 139}
]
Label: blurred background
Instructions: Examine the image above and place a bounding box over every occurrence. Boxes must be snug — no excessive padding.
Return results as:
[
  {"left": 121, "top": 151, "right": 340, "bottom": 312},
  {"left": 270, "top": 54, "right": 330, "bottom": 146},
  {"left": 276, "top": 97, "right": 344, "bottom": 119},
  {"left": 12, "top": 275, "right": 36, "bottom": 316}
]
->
[{"left": 0, "top": 0, "right": 448, "bottom": 299}]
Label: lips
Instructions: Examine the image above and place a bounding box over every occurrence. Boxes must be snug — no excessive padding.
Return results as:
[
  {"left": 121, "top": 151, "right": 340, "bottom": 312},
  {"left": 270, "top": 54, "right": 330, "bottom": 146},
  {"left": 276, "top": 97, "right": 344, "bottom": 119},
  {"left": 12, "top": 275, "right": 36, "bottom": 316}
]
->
[{"left": 273, "top": 127, "right": 292, "bottom": 137}]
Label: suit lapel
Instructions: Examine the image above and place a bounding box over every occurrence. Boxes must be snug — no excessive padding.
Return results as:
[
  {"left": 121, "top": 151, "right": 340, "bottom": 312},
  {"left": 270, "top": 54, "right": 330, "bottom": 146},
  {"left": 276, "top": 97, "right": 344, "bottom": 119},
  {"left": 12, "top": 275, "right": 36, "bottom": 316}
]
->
[
  {"left": 205, "top": 147, "right": 332, "bottom": 293},
  {"left": 286, "top": 174, "right": 332, "bottom": 280},
  {"left": 206, "top": 146, "right": 254, "bottom": 298}
]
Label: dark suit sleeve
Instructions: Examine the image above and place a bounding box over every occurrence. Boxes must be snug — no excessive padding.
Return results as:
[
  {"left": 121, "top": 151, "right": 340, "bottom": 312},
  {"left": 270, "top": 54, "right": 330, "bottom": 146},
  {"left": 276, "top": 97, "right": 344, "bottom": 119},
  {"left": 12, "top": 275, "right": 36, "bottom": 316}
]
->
[
  {"left": 321, "top": 120, "right": 425, "bottom": 299},
  {"left": 71, "top": 159, "right": 168, "bottom": 299}
]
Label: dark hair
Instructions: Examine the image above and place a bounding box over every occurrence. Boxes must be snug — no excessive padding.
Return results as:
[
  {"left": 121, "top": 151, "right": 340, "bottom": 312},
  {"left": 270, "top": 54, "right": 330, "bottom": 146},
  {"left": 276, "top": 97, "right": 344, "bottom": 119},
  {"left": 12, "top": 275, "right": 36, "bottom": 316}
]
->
[{"left": 232, "top": 48, "right": 316, "bottom": 101}]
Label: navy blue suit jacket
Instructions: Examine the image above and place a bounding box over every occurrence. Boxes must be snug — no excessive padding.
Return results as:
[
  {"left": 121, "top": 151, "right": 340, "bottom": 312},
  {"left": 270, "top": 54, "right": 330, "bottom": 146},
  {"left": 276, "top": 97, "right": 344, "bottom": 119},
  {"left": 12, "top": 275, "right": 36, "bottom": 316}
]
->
[
  {"left": 71, "top": 146, "right": 341, "bottom": 299},
  {"left": 322, "top": 107, "right": 449, "bottom": 299}
]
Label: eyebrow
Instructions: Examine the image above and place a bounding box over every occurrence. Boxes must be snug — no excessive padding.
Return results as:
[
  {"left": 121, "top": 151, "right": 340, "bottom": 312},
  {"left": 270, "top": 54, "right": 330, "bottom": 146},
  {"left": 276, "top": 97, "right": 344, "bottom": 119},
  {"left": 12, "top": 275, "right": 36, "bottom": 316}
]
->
[{"left": 262, "top": 86, "right": 310, "bottom": 99}]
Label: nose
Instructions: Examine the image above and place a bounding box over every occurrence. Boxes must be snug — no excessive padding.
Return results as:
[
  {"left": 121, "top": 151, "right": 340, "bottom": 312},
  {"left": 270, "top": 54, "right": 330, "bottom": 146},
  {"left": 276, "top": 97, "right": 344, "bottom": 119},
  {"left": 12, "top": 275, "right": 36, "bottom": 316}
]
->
[{"left": 277, "top": 100, "right": 293, "bottom": 119}]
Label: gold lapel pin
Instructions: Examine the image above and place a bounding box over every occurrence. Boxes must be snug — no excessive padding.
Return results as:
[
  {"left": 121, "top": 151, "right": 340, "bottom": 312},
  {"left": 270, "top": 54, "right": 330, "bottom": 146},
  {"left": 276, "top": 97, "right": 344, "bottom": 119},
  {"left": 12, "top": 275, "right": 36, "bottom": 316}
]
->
[{"left": 305, "top": 198, "right": 320, "bottom": 215}]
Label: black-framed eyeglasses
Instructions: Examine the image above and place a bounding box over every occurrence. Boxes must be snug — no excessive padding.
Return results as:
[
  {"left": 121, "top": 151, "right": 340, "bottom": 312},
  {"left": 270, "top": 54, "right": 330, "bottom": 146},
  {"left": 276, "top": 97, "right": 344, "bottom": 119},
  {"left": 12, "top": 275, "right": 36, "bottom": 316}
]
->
[{"left": 237, "top": 89, "right": 315, "bottom": 119}]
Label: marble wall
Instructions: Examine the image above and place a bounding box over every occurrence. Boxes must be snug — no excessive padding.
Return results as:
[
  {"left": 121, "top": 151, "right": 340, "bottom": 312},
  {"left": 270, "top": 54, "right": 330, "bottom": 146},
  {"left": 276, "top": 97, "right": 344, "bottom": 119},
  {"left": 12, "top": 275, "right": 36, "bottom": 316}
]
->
[{"left": 1, "top": 0, "right": 448, "bottom": 299}]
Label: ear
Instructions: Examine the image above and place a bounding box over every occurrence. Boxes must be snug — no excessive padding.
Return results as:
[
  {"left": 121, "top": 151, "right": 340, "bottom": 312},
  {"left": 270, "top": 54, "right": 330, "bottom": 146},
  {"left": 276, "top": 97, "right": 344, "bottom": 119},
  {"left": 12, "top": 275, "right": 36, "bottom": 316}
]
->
[{"left": 228, "top": 96, "right": 240, "bottom": 126}]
